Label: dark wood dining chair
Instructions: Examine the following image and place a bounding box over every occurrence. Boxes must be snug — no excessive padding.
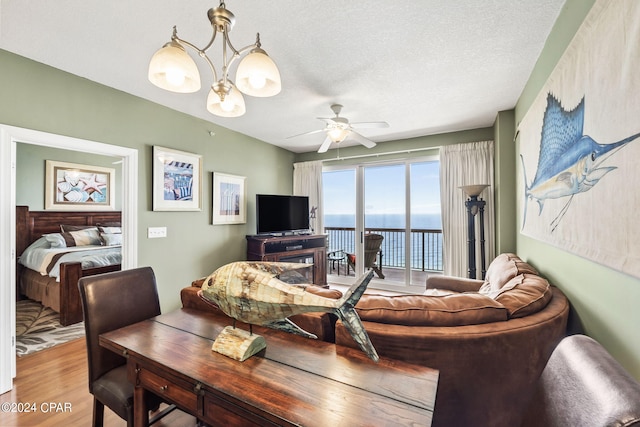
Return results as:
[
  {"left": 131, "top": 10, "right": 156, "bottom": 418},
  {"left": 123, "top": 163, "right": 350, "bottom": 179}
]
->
[{"left": 78, "top": 267, "right": 176, "bottom": 427}]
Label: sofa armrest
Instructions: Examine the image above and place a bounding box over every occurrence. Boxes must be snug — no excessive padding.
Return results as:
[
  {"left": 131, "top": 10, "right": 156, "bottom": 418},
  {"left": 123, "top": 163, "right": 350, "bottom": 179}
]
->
[{"left": 426, "top": 275, "right": 483, "bottom": 293}]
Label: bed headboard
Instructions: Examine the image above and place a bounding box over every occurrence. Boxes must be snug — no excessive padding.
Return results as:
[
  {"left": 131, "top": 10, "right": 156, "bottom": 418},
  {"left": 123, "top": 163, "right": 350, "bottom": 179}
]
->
[{"left": 16, "top": 205, "right": 122, "bottom": 256}]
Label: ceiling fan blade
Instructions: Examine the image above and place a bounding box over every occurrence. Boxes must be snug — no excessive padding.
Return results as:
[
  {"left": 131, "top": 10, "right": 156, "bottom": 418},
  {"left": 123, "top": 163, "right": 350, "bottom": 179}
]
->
[
  {"left": 317, "top": 117, "right": 337, "bottom": 125},
  {"left": 350, "top": 121, "right": 389, "bottom": 129},
  {"left": 317, "top": 136, "right": 333, "bottom": 153},
  {"left": 348, "top": 131, "right": 376, "bottom": 149},
  {"left": 286, "top": 129, "right": 324, "bottom": 139}
]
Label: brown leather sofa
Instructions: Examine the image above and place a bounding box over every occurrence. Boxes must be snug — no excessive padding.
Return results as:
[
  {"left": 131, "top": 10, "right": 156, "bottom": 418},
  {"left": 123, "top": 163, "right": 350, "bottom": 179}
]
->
[
  {"left": 181, "top": 254, "right": 569, "bottom": 427},
  {"left": 335, "top": 253, "right": 570, "bottom": 427}
]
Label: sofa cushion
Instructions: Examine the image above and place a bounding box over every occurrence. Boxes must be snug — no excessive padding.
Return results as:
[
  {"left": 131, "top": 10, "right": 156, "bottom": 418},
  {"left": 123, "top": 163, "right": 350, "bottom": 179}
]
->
[
  {"left": 355, "top": 293, "right": 508, "bottom": 326},
  {"left": 305, "top": 286, "right": 342, "bottom": 299},
  {"left": 480, "top": 253, "right": 539, "bottom": 294},
  {"left": 492, "top": 273, "right": 552, "bottom": 318}
]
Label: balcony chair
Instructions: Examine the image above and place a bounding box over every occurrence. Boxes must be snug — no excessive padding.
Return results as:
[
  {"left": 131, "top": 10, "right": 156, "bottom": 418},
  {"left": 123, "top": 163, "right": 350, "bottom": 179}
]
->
[
  {"left": 327, "top": 249, "right": 346, "bottom": 275},
  {"left": 78, "top": 267, "right": 177, "bottom": 427},
  {"left": 346, "top": 233, "right": 385, "bottom": 279}
]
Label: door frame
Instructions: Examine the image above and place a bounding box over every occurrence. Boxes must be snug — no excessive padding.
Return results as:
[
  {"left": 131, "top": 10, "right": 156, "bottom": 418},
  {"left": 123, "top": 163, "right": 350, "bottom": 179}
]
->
[{"left": 0, "top": 124, "right": 138, "bottom": 393}]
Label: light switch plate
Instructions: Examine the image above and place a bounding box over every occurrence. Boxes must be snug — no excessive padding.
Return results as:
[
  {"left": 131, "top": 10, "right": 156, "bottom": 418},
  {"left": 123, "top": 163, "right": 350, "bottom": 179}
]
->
[{"left": 147, "top": 227, "right": 167, "bottom": 238}]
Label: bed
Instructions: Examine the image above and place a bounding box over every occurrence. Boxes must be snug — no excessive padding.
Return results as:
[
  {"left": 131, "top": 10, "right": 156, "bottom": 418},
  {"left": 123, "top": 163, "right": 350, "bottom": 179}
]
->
[{"left": 16, "top": 205, "right": 122, "bottom": 326}]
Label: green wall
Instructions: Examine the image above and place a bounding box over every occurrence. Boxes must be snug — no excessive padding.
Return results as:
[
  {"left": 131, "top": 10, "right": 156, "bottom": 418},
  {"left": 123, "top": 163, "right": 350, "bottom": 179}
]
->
[
  {"left": 295, "top": 127, "right": 494, "bottom": 165},
  {"left": 1, "top": 49, "right": 295, "bottom": 312},
  {"left": 515, "top": 0, "right": 640, "bottom": 380}
]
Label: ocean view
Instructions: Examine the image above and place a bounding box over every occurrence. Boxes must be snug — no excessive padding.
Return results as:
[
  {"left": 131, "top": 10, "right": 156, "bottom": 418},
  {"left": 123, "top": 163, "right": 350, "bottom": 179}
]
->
[
  {"left": 324, "top": 213, "right": 443, "bottom": 271},
  {"left": 325, "top": 213, "right": 442, "bottom": 230}
]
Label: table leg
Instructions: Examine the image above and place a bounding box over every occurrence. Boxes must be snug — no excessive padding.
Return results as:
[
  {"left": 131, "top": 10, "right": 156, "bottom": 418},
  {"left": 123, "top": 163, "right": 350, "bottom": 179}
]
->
[{"left": 134, "top": 385, "right": 149, "bottom": 427}]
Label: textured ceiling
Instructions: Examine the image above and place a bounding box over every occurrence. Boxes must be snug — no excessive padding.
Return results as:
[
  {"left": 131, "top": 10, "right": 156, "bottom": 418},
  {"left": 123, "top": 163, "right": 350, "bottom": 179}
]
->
[{"left": 0, "top": 0, "right": 566, "bottom": 153}]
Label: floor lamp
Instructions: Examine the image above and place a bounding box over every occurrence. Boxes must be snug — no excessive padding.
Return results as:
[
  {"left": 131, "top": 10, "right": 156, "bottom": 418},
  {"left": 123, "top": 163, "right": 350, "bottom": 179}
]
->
[{"left": 460, "top": 184, "right": 489, "bottom": 279}]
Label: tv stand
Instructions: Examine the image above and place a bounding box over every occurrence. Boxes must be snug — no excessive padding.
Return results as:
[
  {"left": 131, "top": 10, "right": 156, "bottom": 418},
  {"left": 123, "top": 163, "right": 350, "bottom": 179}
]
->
[{"left": 246, "top": 234, "right": 327, "bottom": 287}]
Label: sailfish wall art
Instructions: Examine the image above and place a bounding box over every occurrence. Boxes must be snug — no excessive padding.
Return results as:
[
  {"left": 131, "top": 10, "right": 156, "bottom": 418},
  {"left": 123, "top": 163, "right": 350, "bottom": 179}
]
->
[
  {"left": 521, "top": 93, "right": 640, "bottom": 232},
  {"left": 517, "top": 0, "right": 640, "bottom": 279}
]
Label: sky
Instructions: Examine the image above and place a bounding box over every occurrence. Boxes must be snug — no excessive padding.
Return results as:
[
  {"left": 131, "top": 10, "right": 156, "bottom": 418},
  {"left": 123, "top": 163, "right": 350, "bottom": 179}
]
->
[{"left": 322, "top": 160, "right": 441, "bottom": 216}]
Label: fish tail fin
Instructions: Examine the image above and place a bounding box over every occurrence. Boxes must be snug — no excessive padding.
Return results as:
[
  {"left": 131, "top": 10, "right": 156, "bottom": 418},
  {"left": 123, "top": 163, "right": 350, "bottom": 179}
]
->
[
  {"left": 335, "top": 271, "right": 379, "bottom": 362},
  {"left": 520, "top": 154, "right": 531, "bottom": 230}
]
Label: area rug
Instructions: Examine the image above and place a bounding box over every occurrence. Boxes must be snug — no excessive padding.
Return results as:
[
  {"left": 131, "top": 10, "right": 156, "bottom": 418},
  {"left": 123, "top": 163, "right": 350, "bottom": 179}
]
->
[{"left": 15, "top": 299, "right": 85, "bottom": 357}]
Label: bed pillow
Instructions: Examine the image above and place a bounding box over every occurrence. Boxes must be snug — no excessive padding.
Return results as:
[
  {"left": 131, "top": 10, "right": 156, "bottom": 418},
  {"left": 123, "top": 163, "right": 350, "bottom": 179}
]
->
[
  {"left": 98, "top": 226, "right": 122, "bottom": 234},
  {"left": 101, "top": 232, "right": 122, "bottom": 246},
  {"left": 97, "top": 221, "right": 121, "bottom": 227},
  {"left": 45, "top": 228, "right": 102, "bottom": 248},
  {"left": 60, "top": 224, "right": 97, "bottom": 232},
  {"left": 44, "top": 233, "right": 67, "bottom": 248}
]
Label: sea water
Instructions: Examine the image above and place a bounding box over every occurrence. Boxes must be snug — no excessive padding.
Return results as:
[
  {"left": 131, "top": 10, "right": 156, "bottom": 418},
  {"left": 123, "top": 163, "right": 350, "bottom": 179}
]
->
[
  {"left": 325, "top": 213, "right": 442, "bottom": 229},
  {"left": 324, "top": 213, "right": 443, "bottom": 270}
]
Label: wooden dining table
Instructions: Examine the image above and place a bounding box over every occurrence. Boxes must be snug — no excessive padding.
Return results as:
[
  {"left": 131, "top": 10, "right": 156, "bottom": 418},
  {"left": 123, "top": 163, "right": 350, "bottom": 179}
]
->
[{"left": 100, "top": 308, "right": 438, "bottom": 427}]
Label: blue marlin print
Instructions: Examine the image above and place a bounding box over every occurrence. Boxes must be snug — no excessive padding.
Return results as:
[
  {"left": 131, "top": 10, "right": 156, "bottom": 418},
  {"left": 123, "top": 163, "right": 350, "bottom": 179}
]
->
[{"left": 521, "top": 93, "right": 640, "bottom": 232}]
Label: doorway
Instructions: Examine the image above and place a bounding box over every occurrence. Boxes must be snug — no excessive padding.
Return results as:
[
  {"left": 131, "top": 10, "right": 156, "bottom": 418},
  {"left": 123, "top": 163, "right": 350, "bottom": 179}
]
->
[
  {"left": 323, "top": 157, "right": 441, "bottom": 293},
  {"left": 0, "top": 124, "right": 139, "bottom": 394}
]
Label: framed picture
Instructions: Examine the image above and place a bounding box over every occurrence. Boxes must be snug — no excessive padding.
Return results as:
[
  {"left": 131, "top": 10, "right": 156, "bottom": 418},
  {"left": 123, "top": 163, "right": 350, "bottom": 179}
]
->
[
  {"left": 45, "top": 160, "right": 115, "bottom": 211},
  {"left": 212, "top": 172, "right": 246, "bottom": 224},
  {"left": 153, "top": 146, "right": 202, "bottom": 211}
]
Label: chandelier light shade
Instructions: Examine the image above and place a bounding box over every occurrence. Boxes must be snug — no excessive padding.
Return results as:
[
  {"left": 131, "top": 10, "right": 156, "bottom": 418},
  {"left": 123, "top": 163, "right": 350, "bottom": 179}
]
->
[
  {"left": 235, "top": 48, "right": 281, "bottom": 97},
  {"left": 207, "top": 82, "right": 246, "bottom": 117},
  {"left": 148, "top": 1, "right": 281, "bottom": 117},
  {"left": 148, "top": 41, "right": 201, "bottom": 93}
]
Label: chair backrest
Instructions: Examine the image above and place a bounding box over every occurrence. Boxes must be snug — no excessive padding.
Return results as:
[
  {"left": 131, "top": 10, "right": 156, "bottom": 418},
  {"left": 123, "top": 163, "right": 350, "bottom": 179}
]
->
[
  {"left": 363, "top": 233, "right": 383, "bottom": 267},
  {"left": 78, "top": 267, "right": 161, "bottom": 388},
  {"left": 521, "top": 334, "right": 640, "bottom": 426}
]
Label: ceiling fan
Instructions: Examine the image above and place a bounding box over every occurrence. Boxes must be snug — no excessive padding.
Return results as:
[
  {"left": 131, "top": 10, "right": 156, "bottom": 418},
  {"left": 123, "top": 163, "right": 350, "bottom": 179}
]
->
[{"left": 288, "top": 104, "right": 389, "bottom": 153}]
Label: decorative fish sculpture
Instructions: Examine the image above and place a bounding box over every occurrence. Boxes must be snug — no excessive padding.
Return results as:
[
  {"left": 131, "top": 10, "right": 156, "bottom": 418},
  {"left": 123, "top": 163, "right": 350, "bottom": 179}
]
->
[
  {"left": 521, "top": 93, "right": 640, "bottom": 231},
  {"left": 200, "top": 261, "right": 379, "bottom": 362}
]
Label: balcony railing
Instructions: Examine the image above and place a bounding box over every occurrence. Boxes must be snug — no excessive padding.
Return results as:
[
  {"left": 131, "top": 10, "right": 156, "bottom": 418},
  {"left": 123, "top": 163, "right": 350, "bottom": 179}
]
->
[{"left": 325, "top": 227, "right": 443, "bottom": 272}]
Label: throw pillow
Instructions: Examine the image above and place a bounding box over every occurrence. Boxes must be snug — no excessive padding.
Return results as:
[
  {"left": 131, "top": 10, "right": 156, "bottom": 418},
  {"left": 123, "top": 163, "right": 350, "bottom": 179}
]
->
[{"left": 492, "top": 273, "right": 552, "bottom": 318}]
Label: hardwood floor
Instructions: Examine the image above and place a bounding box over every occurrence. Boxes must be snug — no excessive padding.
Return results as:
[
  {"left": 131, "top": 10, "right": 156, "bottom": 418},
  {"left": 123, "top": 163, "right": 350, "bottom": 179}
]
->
[{"left": 0, "top": 338, "right": 197, "bottom": 426}]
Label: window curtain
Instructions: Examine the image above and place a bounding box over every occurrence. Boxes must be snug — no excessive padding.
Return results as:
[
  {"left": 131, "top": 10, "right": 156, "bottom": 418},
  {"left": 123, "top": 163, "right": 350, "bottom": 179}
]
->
[
  {"left": 293, "top": 161, "right": 323, "bottom": 234},
  {"left": 439, "top": 140, "right": 495, "bottom": 278}
]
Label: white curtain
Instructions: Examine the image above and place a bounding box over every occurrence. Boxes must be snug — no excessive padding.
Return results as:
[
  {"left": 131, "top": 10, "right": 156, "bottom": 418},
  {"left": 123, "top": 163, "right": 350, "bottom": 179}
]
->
[
  {"left": 440, "top": 140, "right": 495, "bottom": 278},
  {"left": 293, "top": 161, "right": 324, "bottom": 234}
]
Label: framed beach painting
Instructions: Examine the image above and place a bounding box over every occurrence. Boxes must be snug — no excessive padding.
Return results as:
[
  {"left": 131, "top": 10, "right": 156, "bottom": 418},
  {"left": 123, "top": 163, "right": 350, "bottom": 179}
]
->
[
  {"left": 153, "top": 146, "right": 202, "bottom": 211},
  {"left": 45, "top": 160, "right": 115, "bottom": 211},
  {"left": 212, "top": 172, "right": 246, "bottom": 224}
]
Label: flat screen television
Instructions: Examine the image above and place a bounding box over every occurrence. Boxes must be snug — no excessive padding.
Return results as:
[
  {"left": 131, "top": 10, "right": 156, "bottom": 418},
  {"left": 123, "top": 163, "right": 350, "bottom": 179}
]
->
[{"left": 256, "top": 194, "right": 310, "bottom": 235}]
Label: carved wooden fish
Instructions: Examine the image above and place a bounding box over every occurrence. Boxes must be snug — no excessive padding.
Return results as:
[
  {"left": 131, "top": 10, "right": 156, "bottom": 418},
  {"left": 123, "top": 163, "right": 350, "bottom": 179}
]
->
[{"left": 200, "top": 261, "right": 379, "bottom": 362}]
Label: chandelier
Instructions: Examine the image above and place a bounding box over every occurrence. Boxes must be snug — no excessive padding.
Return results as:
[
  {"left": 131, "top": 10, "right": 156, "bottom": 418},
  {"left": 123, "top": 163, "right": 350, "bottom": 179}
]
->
[{"left": 148, "top": 1, "right": 281, "bottom": 118}]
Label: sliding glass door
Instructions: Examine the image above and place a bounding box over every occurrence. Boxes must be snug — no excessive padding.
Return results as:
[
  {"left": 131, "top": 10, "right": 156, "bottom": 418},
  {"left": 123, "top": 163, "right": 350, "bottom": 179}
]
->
[
  {"left": 364, "top": 163, "right": 406, "bottom": 287},
  {"left": 323, "top": 156, "right": 441, "bottom": 292}
]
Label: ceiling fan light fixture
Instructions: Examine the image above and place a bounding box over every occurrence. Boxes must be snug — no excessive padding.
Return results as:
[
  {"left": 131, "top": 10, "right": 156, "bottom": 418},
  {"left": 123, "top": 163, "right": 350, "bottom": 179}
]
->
[
  {"left": 236, "top": 44, "right": 281, "bottom": 97},
  {"left": 148, "top": 1, "right": 280, "bottom": 116},
  {"left": 327, "top": 126, "right": 350, "bottom": 143},
  {"left": 207, "top": 82, "right": 246, "bottom": 117},
  {"left": 148, "top": 40, "right": 201, "bottom": 93}
]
